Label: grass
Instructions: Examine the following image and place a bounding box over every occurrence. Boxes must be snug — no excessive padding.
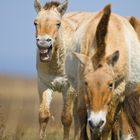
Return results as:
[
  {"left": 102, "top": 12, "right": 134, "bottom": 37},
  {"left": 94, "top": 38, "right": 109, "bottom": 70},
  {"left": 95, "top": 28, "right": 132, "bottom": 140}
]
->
[
  {"left": 0, "top": 75, "right": 140, "bottom": 140},
  {"left": 0, "top": 75, "right": 72, "bottom": 140}
]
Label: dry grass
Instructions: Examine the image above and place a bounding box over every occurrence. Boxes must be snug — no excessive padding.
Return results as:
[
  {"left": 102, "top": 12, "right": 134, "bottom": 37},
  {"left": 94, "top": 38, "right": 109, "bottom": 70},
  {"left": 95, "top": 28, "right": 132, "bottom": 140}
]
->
[
  {"left": 0, "top": 75, "right": 73, "bottom": 140},
  {"left": 0, "top": 75, "right": 140, "bottom": 140}
]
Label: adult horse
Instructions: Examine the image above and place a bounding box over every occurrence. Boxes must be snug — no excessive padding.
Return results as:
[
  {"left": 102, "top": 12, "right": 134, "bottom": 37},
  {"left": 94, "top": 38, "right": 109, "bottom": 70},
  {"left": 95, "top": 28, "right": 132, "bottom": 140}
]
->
[
  {"left": 34, "top": 0, "right": 74, "bottom": 139},
  {"left": 65, "top": 4, "right": 140, "bottom": 140},
  {"left": 34, "top": 0, "right": 95, "bottom": 139}
]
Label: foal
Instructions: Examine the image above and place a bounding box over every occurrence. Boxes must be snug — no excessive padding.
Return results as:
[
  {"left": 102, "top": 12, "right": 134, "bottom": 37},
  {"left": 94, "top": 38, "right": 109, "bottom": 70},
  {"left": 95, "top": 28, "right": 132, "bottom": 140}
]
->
[
  {"left": 74, "top": 51, "right": 140, "bottom": 140},
  {"left": 74, "top": 50, "right": 121, "bottom": 139}
]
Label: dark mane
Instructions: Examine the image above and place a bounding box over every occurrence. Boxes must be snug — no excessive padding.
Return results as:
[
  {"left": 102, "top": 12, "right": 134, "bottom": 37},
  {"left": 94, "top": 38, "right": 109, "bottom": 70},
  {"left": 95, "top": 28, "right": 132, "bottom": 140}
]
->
[
  {"left": 122, "top": 90, "right": 140, "bottom": 136},
  {"left": 44, "top": 1, "right": 60, "bottom": 10}
]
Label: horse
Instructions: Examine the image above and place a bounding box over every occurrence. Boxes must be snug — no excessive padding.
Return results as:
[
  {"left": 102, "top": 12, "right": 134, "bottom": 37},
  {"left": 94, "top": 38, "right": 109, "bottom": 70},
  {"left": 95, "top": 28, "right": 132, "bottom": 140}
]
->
[
  {"left": 65, "top": 4, "right": 140, "bottom": 139},
  {"left": 34, "top": 1, "right": 140, "bottom": 139},
  {"left": 34, "top": 0, "right": 74, "bottom": 139},
  {"left": 34, "top": 0, "right": 96, "bottom": 139},
  {"left": 73, "top": 52, "right": 140, "bottom": 140}
]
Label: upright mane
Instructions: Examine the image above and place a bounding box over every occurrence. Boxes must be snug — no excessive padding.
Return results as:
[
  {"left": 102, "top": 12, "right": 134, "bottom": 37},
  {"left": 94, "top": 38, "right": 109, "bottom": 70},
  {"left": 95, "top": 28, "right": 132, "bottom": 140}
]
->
[{"left": 44, "top": 1, "right": 60, "bottom": 10}]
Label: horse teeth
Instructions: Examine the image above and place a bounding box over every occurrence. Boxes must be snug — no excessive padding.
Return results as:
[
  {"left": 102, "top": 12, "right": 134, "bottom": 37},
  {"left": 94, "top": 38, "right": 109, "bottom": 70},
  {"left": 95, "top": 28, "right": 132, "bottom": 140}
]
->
[
  {"left": 44, "top": 56, "right": 50, "bottom": 60},
  {"left": 40, "top": 49, "right": 48, "bottom": 53},
  {"left": 44, "top": 49, "right": 48, "bottom": 53}
]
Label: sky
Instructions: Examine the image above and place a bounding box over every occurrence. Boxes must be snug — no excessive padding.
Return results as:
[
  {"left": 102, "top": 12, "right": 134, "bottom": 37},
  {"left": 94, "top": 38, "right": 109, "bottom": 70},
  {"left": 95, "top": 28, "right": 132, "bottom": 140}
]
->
[{"left": 0, "top": 0, "right": 140, "bottom": 77}]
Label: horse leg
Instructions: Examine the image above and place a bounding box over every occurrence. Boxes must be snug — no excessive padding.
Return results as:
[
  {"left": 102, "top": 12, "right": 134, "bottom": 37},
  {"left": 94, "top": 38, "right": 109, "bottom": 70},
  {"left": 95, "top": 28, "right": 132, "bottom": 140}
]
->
[
  {"left": 39, "top": 89, "right": 53, "bottom": 140},
  {"left": 101, "top": 122, "right": 120, "bottom": 140},
  {"left": 101, "top": 131, "right": 112, "bottom": 140},
  {"left": 111, "top": 120, "right": 121, "bottom": 140},
  {"left": 120, "top": 109, "right": 135, "bottom": 140},
  {"left": 73, "top": 96, "right": 80, "bottom": 140},
  {"left": 77, "top": 95, "right": 88, "bottom": 140},
  {"left": 61, "top": 89, "right": 74, "bottom": 140}
]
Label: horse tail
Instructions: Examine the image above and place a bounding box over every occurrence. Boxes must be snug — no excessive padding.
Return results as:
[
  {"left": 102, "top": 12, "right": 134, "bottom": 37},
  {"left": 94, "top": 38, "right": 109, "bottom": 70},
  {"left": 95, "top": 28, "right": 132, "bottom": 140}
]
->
[{"left": 122, "top": 85, "right": 140, "bottom": 134}]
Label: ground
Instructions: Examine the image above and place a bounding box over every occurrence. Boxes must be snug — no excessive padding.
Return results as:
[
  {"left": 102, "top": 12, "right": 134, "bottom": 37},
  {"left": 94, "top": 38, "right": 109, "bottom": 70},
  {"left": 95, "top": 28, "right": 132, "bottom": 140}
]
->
[
  {"left": 0, "top": 75, "right": 139, "bottom": 140},
  {"left": 0, "top": 75, "right": 74, "bottom": 140}
]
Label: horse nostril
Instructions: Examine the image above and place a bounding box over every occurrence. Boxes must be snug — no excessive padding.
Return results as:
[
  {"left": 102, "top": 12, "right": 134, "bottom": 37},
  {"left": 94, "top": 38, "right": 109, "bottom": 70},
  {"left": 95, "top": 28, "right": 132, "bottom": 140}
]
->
[
  {"left": 46, "top": 38, "right": 52, "bottom": 42},
  {"left": 88, "top": 120, "right": 95, "bottom": 129},
  {"left": 36, "top": 38, "right": 40, "bottom": 41},
  {"left": 98, "top": 120, "right": 104, "bottom": 128}
]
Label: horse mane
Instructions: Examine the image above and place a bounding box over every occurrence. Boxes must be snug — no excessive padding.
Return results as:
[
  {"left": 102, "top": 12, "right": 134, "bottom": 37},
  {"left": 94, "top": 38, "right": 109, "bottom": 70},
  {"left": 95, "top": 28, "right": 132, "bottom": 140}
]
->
[
  {"left": 92, "top": 4, "right": 111, "bottom": 67},
  {"left": 44, "top": 1, "right": 60, "bottom": 10},
  {"left": 122, "top": 88, "right": 140, "bottom": 135}
]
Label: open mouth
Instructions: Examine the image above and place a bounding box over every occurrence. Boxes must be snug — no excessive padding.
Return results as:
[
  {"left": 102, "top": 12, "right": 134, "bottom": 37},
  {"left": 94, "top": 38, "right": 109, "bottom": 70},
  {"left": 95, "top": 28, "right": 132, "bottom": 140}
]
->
[
  {"left": 39, "top": 45, "right": 52, "bottom": 62},
  {"left": 88, "top": 122, "right": 102, "bottom": 133}
]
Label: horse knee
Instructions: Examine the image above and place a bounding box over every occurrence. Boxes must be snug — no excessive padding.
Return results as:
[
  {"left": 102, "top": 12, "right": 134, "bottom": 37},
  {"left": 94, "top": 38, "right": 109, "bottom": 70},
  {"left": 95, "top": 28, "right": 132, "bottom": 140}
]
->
[
  {"left": 39, "top": 106, "right": 50, "bottom": 123},
  {"left": 39, "top": 89, "right": 53, "bottom": 123},
  {"left": 61, "top": 111, "right": 72, "bottom": 127}
]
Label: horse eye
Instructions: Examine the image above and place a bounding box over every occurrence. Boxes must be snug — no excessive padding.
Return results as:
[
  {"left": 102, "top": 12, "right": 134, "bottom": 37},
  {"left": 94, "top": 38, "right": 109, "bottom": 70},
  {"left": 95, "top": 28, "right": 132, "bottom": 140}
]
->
[
  {"left": 108, "top": 82, "right": 114, "bottom": 90},
  {"left": 85, "top": 81, "right": 88, "bottom": 86},
  {"left": 107, "top": 101, "right": 111, "bottom": 106},
  {"left": 34, "top": 22, "right": 38, "bottom": 26},
  {"left": 98, "top": 64, "right": 102, "bottom": 68},
  {"left": 56, "top": 23, "right": 61, "bottom": 28}
]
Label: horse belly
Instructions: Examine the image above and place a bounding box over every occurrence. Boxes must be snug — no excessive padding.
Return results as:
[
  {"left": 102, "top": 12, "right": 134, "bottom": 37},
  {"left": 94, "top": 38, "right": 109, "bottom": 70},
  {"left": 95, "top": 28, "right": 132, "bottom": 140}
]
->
[
  {"left": 127, "top": 34, "right": 140, "bottom": 83},
  {"left": 124, "top": 24, "right": 140, "bottom": 93},
  {"left": 65, "top": 53, "right": 80, "bottom": 90}
]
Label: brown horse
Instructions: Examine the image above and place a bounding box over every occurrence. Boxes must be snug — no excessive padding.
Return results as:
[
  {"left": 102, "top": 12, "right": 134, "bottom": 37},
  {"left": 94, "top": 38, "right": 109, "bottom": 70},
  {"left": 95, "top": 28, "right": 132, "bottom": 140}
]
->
[{"left": 69, "top": 4, "right": 140, "bottom": 140}]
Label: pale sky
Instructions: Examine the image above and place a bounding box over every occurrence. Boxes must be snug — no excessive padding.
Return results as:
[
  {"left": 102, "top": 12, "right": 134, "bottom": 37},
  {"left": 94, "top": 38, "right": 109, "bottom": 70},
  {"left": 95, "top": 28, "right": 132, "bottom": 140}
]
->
[{"left": 0, "top": 0, "right": 140, "bottom": 77}]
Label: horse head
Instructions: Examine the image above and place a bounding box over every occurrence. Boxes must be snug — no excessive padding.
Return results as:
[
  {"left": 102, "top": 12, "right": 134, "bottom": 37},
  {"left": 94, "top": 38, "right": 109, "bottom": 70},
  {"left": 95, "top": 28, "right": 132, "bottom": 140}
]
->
[
  {"left": 34, "top": 0, "right": 68, "bottom": 62},
  {"left": 74, "top": 50, "right": 119, "bottom": 132}
]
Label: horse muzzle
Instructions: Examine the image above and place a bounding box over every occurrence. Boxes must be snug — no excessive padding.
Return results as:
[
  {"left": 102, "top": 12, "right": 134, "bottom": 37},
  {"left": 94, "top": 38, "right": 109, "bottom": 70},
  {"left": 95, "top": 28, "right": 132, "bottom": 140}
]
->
[
  {"left": 87, "top": 110, "right": 107, "bottom": 132},
  {"left": 36, "top": 36, "right": 53, "bottom": 62}
]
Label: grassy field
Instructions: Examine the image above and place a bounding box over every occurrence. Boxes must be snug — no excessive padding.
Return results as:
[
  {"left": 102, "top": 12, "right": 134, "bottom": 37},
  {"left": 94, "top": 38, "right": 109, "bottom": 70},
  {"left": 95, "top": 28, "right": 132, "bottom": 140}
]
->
[
  {"left": 0, "top": 75, "right": 140, "bottom": 140},
  {"left": 0, "top": 75, "right": 73, "bottom": 140}
]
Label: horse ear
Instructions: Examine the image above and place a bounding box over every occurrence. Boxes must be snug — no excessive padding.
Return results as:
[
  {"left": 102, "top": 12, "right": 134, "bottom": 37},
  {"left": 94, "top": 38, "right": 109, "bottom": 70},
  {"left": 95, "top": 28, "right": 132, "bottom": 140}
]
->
[
  {"left": 92, "top": 4, "right": 111, "bottom": 65},
  {"left": 73, "top": 52, "right": 90, "bottom": 65},
  {"left": 107, "top": 51, "right": 119, "bottom": 66},
  {"left": 57, "top": 0, "right": 68, "bottom": 16},
  {"left": 34, "top": 0, "right": 42, "bottom": 13},
  {"left": 129, "top": 16, "right": 136, "bottom": 28}
]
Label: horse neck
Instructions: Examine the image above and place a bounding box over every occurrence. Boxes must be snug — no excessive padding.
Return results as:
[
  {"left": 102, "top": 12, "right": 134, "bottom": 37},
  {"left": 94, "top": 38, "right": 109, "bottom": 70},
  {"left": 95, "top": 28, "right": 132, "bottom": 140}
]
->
[{"left": 48, "top": 44, "right": 65, "bottom": 75}]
